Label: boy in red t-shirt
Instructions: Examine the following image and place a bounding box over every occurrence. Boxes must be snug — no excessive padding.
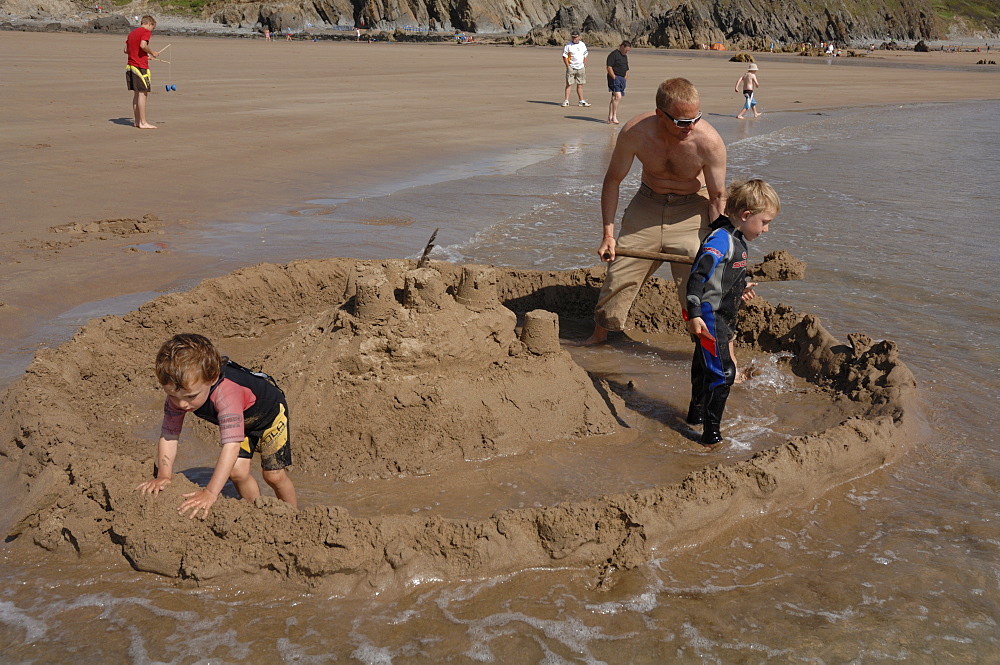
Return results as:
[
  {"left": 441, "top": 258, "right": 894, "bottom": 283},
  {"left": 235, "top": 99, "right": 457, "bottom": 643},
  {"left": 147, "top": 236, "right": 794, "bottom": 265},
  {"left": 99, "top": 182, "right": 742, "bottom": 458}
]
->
[{"left": 124, "top": 15, "right": 160, "bottom": 129}]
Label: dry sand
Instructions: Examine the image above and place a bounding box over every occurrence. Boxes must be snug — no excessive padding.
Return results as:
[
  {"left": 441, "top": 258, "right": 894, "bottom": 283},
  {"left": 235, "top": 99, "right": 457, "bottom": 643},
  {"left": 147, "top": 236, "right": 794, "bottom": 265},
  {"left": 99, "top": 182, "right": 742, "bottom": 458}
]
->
[{"left": 0, "top": 32, "right": 996, "bottom": 596}]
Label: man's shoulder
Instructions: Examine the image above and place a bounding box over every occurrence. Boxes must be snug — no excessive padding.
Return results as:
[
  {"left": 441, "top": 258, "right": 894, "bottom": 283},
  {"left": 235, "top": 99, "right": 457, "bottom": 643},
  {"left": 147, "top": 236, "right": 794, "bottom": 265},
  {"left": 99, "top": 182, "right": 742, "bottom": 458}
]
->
[
  {"left": 613, "top": 113, "right": 655, "bottom": 144},
  {"left": 693, "top": 121, "right": 725, "bottom": 148},
  {"left": 622, "top": 111, "right": 658, "bottom": 130}
]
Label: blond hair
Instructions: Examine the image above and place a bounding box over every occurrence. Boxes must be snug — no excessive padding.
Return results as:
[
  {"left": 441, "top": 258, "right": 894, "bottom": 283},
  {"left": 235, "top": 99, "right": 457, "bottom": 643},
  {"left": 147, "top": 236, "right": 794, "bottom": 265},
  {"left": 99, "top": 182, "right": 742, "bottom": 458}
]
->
[
  {"left": 655, "top": 78, "right": 699, "bottom": 112},
  {"left": 724, "top": 179, "right": 781, "bottom": 218},
  {"left": 155, "top": 333, "right": 222, "bottom": 389},
  {"left": 141, "top": 15, "right": 156, "bottom": 27}
]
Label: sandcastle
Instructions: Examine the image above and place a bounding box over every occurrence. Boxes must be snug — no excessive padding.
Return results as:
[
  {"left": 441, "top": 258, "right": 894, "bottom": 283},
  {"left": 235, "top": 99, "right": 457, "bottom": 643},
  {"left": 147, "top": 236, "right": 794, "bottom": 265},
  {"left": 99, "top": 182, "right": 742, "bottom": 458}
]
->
[
  {"left": 0, "top": 257, "right": 917, "bottom": 597},
  {"left": 260, "top": 263, "right": 622, "bottom": 480}
]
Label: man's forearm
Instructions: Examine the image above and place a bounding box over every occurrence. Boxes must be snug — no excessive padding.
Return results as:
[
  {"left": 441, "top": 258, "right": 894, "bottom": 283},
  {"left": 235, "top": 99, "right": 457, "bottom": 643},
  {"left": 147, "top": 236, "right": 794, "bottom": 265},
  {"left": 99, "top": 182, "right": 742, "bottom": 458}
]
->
[
  {"left": 601, "top": 182, "right": 621, "bottom": 235},
  {"left": 708, "top": 193, "right": 725, "bottom": 221}
]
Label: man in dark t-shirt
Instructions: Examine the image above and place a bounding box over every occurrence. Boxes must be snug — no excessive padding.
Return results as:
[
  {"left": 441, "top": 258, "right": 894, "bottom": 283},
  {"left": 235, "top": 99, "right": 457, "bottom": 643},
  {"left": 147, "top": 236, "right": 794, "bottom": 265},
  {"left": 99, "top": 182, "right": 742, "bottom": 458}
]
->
[{"left": 606, "top": 40, "right": 631, "bottom": 124}]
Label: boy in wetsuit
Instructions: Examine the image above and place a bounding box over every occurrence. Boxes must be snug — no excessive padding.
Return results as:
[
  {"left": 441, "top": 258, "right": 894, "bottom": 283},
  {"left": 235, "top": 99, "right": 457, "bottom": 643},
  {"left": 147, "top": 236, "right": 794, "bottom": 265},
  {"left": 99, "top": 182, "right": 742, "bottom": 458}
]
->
[
  {"left": 685, "top": 179, "right": 780, "bottom": 445},
  {"left": 136, "top": 333, "right": 298, "bottom": 518}
]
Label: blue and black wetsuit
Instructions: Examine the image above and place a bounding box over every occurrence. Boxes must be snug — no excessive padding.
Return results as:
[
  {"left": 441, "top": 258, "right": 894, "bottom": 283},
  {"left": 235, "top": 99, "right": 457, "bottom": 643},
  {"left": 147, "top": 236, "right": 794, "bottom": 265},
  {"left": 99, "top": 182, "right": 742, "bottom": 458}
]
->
[{"left": 685, "top": 215, "right": 748, "bottom": 444}]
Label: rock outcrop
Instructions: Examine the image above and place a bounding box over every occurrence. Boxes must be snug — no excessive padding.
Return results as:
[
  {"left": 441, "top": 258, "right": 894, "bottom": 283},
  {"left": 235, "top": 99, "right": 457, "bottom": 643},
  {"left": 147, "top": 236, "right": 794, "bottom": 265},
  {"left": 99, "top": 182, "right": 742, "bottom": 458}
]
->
[{"left": 202, "top": 0, "right": 941, "bottom": 45}]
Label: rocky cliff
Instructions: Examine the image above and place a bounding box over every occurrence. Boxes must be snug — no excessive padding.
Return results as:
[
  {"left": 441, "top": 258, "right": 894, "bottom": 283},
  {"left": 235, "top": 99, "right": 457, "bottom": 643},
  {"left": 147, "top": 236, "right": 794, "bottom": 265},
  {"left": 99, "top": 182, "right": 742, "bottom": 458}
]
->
[{"left": 205, "top": 0, "right": 942, "bottom": 46}]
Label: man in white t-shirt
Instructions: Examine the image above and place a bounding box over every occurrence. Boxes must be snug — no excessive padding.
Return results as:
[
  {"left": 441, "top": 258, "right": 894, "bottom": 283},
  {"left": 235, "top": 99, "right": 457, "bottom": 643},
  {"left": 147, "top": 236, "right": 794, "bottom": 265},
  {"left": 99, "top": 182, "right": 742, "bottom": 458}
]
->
[{"left": 561, "top": 31, "right": 590, "bottom": 108}]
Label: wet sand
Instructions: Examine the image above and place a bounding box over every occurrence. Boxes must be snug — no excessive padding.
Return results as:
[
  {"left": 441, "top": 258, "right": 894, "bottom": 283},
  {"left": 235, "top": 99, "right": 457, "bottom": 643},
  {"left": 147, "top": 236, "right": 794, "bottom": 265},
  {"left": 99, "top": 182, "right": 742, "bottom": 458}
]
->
[
  {"left": 0, "top": 254, "right": 919, "bottom": 596},
  {"left": 2, "top": 31, "right": 998, "bottom": 371}
]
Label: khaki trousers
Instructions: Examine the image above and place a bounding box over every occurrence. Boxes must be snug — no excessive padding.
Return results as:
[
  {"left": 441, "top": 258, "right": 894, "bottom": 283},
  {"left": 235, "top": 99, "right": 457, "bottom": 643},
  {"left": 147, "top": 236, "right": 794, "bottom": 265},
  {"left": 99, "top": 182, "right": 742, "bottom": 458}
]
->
[{"left": 594, "top": 184, "right": 711, "bottom": 331}]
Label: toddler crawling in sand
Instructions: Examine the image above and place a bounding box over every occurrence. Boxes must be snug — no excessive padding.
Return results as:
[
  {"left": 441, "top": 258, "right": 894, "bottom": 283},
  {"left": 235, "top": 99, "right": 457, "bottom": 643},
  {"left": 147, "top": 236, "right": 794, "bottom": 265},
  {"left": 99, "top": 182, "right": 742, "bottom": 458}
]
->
[
  {"left": 685, "top": 179, "right": 780, "bottom": 446},
  {"left": 135, "top": 333, "right": 298, "bottom": 518}
]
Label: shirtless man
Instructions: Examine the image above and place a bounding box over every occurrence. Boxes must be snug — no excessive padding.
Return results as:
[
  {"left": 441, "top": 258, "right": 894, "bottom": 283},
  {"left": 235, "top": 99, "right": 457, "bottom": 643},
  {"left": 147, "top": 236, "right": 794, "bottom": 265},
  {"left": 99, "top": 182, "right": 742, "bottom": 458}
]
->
[{"left": 585, "top": 78, "right": 727, "bottom": 345}]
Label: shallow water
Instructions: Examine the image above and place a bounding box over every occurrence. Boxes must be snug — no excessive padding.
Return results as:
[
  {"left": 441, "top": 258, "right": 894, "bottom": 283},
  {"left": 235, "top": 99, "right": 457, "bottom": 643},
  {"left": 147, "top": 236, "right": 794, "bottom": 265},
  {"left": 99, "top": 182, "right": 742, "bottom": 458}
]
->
[{"left": 2, "top": 100, "right": 998, "bottom": 662}]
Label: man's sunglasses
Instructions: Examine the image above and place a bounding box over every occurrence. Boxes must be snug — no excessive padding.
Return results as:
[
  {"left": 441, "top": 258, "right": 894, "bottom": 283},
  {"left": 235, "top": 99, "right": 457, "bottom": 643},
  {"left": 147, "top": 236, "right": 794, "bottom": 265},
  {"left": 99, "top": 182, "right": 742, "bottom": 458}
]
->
[{"left": 658, "top": 108, "right": 703, "bottom": 128}]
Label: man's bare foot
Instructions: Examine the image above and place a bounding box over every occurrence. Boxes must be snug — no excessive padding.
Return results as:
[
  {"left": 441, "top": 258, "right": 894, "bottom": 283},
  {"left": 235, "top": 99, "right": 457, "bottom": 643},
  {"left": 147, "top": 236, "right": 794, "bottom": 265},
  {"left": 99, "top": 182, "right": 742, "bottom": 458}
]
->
[
  {"left": 580, "top": 324, "right": 609, "bottom": 346},
  {"left": 736, "top": 115, "right": 745, "bottom": 119},
  {"left": 136, "top": 123, "right": 158, "bottom": 129}
]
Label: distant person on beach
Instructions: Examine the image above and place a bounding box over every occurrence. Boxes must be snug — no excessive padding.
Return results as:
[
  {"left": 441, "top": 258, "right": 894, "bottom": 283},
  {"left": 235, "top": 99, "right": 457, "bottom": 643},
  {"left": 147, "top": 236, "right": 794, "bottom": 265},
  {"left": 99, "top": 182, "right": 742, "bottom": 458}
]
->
[
  {"left": 286, "top": 27, "right": 292, "bottom": 41},
  {"left": 124, "top": 15, "right": 160, "bottom": 130},
  {"left": 606, "top": 40, "right": 631, "bottom": 124},
  {"left": 735, "top": 63, "right": 761, "bottom": 119},
  {"left": 264, "top": 27, "right": 272, "bottom": 41},
  {"left": 685, "top": 179, "right": 780, "bottom": 445},
  {"left": 561, "top": 31, "right": 590, "bottom": 107},
  {"left": 584, "top": 78, "right": 727, "bottom": 345},
  {"left": 136, "top": 334, "right": 298, "bottom": 518}
]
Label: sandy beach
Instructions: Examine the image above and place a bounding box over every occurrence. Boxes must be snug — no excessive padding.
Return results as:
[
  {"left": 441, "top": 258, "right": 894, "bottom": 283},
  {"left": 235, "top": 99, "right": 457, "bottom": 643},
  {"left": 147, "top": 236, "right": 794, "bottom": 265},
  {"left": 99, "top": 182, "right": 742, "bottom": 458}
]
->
[
  {"left": 2, "top": 31, "right": 998, "bottom": 370},
  {"left": 3, "top": 28, "right": 1000, "bottom": 659}
]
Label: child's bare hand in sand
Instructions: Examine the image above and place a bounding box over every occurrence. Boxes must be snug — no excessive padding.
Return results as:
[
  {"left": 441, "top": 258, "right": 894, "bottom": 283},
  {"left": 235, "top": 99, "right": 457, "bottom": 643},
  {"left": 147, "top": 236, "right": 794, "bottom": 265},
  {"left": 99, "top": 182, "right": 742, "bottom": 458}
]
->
[
  {"left": 741, "top": 282, "right": 758, "bottom": 301},
  {"left": 135, "top": 477, "right": 171, "bottom": 495},
  {"left": 178, "top": 489, "right": 219, "bottom": 519}
]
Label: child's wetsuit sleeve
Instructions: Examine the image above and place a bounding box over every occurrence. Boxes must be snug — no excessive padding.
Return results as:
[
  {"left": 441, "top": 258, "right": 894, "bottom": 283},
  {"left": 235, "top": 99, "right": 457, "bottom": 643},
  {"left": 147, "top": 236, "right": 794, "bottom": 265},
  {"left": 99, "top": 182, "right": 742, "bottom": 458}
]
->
[
  {"left": 161, "top": 400, "right": 186, "bottom": 440},
  {"left": 686, "top": 229, "right": 730, "bottom": 320},
  {"left": 211, "top": 379, "right": 256, "bottom": 446}
]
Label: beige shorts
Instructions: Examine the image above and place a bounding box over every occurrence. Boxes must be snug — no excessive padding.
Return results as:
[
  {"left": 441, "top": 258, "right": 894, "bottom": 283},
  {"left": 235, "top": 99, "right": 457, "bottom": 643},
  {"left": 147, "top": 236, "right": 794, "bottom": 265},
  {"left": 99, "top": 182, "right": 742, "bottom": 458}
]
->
[
  {"left": 565, "top": 67, "right": 586, "bottom": 85},
  {"left": 594, "top": 184, "right": 711, "bottom": 331}
]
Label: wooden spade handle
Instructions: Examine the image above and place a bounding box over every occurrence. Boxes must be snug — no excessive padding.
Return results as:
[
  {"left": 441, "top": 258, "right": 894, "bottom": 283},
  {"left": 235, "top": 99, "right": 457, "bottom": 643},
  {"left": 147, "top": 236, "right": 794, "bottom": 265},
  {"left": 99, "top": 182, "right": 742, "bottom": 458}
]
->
[
  {"left": 603, "top": 247, "right": 693, "bottom": 264},
  {"left": 604, "top": 247, "right": 800, "bottom": 282}
]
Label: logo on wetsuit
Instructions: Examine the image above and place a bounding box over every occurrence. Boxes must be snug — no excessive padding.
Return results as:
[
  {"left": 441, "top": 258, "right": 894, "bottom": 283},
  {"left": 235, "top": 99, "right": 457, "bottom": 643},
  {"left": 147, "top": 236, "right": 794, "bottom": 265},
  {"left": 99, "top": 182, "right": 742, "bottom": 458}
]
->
[{"left": 258, "top": 403, "right": 289, "bottom": 457}]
